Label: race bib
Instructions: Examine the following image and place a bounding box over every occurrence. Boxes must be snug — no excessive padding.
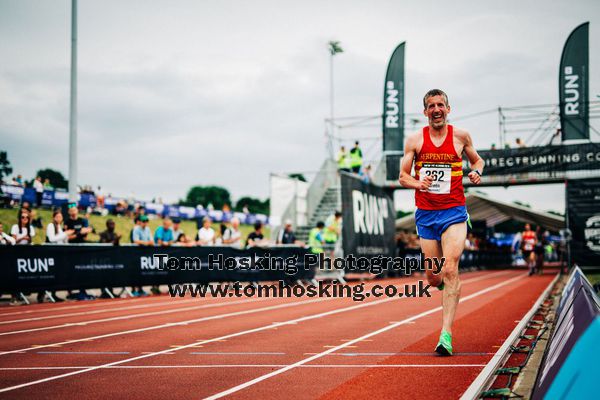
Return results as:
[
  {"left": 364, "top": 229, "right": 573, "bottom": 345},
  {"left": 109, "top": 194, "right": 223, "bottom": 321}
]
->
[{"left": 420, "top": 163, "right": 451, "bottom": 194}]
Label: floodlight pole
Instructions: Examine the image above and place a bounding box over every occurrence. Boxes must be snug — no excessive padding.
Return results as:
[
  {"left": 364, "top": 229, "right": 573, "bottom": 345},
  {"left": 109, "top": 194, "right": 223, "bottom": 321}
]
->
[
  {"left": 68, "top": 0, "right": 78, "bottom": 203},
  {"left": 328, "top": 50, "right": 335, "bottom": 160}
]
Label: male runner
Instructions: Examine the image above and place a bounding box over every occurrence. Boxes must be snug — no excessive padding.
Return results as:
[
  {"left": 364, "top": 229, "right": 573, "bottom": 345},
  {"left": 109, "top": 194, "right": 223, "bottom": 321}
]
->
[
  {"left": 399, "top": 89, "right": 484, "bottom": 355},
  {"left": 521, "top": 223, "right": 537, "bottom": 275}
]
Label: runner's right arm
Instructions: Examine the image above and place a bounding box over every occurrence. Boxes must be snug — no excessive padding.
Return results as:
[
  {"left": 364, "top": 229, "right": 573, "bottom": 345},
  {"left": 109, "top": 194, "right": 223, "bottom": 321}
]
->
[{"left": 399, "top": 133, "right": 433, "bottom": 190}]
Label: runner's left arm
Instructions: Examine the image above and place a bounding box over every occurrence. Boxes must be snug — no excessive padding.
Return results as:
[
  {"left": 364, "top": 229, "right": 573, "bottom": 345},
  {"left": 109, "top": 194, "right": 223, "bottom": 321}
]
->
[{"left": 463, "top": 131, "right": 484, "bottom": 185}]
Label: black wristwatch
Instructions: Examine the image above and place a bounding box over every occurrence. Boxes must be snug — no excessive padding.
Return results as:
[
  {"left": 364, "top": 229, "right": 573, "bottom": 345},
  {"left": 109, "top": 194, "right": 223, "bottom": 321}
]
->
[{"left": 473, "top": 169, "right": 482, "bottom": 177}]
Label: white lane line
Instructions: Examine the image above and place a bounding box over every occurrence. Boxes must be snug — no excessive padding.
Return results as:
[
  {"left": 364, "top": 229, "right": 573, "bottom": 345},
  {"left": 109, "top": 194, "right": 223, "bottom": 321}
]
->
[
  {"left": 0, "top": 297, "right": 328, "bottom": 357},
  {"left": 0, "top": 364, "right": 486, "bottom": 371},
  {"left": 37, "top": 351, "right": 130, "bottom": 355},
  {"left": 0, "top": 297, "right": 271, "bottom": 336},
  {"left": 0, "top": 271, "right": 514, "bottom": 393},
  {"left": 0, "top": 296, "right": 179, "bottom": 318},
  {"left": 0, "top": 297, "right": 211, "bottom": 325},
  {"left": 188, "top": 352, "right": 286, "bottom": 355},
  {"left": 203, "top": 274, "right": 526, "bottom": 400},
  {"left": 0, "top": 270, "right": 495, "bottom": 319}
]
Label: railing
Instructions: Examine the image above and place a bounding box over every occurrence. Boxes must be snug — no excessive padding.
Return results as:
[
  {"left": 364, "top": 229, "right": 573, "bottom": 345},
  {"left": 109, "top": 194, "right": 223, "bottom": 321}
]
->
[{"left": 306, "top": 159, "right": 339, "bottom": 221}]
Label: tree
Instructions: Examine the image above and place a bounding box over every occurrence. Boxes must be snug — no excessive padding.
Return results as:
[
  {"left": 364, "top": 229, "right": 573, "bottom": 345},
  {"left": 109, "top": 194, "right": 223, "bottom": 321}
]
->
[
  {"left": 235, "top": 196, "right": 270, "bottom": 215},
  {"left": 181, "top": 185, "right": 231, "bottom": 209},
  {"left": 29, "top": 169, "right": 68, "bottom": 189},
  {"left": 288, "top": 173, "right": 307, "bottom": 182},
  {"left": 0, "top": 151, "right": 13, "bottom": 182}
]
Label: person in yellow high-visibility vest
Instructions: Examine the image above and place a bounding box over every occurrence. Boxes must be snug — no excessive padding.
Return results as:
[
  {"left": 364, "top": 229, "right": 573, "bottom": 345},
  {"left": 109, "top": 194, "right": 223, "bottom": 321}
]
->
[
  {"left": 336, "top": 146, "right": 351, "bottom": 173},
  {"left": 323, "top": 211, "right": 342, "bottom": 259},
  {"left": 349, "top": 141, "right": 363, "bottom": 173},
  {"left": 308, "top": 221, "right": 325, "bottom": 254}
]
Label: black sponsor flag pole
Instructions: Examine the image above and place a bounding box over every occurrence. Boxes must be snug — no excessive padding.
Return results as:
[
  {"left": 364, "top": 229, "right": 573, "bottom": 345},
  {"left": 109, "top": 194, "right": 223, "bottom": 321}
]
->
[
  {"left": 559, "top": 22, "right": 589, "bottom": 141},
  {"left": 383, "top": 42, "right": 405, "bottom": 152}
]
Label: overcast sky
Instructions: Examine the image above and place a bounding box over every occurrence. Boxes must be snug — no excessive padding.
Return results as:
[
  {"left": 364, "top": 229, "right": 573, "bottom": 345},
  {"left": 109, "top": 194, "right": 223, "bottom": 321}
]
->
[{"left": 0, "top": 0, "right": 598, "bottom": 213}]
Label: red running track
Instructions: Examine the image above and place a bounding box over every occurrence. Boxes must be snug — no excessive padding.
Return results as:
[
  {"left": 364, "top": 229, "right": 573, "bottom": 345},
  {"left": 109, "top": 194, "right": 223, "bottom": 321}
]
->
[{"left": 0, "top": 270, "right": 555, "bottom": 399}]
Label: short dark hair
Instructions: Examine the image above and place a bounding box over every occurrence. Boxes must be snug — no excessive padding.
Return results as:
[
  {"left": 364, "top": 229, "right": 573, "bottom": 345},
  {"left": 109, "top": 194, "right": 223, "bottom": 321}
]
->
[
  {"left": 316, "top": 221, "right": 325, "bottom": 228},
  {"left": 423, "top": 89, "right": 449, "bottom": 109},
  {"left": 254, "top": 221, "right": 263, "bottom": 231}
]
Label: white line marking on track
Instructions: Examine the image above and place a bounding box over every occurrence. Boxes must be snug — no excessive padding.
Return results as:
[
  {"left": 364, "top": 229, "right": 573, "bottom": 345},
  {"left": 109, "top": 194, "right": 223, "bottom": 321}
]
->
[
  {"left": 37, "top": 351, "right": 130, "bottom": 355},
  {"left": 0, "top": 364, "right": 487, "bottom": 370},
  {"left": 202, "top": 274, "right": 525, "bottom": 400},
  {"left": 0, "top": 271, "right": 514, "bottom": 394},
  {"left": 0, "top": 297, "right": 271, "bottom": 336},
  {"left": 0, "top": 297, "right": 220, "bottom": 325},
  {"left": 0, "top": 297, "right": 330, "bottom": 356}
]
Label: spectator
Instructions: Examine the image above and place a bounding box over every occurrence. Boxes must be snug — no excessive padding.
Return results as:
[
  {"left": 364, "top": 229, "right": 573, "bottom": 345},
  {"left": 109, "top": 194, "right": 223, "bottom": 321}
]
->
[
  {"left": 132, "top": 215, "right": 153, "bottom": 246},
  {"left": 0, "top": 222, "right": 16, "bottom": 245},
  {"left": 516, "top": 138, "right": 526, "bottom": 148},
  {"left": 490, "top": 143, "right": 497, "bottom": 150},
  {"left": 349, "top": 141, "right": 363, "bottom": 174},
  {"left": 242, "top": 204, "right": 249, "bottom": 214},
  {"left": 33, "top": 176, "right": 44, "bottom": 207},
  {"left": 174, "top": 232, "right": 194, "bottom": 247},
  {"left": 222, "top": 217, "right": 242, "bottom": 248},
  {"left": 246, "top": 221, "right": 266, "bottom": 248},
  {"left": 11, "top": 209, "right": 35, "bottom": 244},
  {"left": 172, "top": 218, "right": 184, "bottom": 242},
  {"left": 323, "top": 211, "right": 342, "bottom": 258},
  {"left": 360, "top": 164, "right": 373, "bottom": 184},
  {"left": 277, "top": 219, "right": 303, "bottom": 246},
  {"left": 465, "top": 233, "right": 478, "bottom": 251},
  {"left": 43, "top": 178, "right": 53, "bottom": 190},
  {"left": 337, "top": 146, "right": 351, "bottom": 173},
  {"left": 15, "top": 174, "right": 23, "bottom": 186},
  {"left": 99, "top": 219, "right": 121, "bottom": 245},
  {"left": 65, "top": 205, "right": 92, "bottom": 243},
  {"left": 197, "top": 217, "right": 215, "bottom": 246},
  {"left": 308, "top": 221, "right": 325, "bottom": 255},
  {"left": 96, "top": 186, "right": 105, "bottom": 209},
  {"left": 46, "top": 209, "right": 73, "bottom": 244},
  {"left": 154, "top": 217, "right": 174, "bottom": 246}
]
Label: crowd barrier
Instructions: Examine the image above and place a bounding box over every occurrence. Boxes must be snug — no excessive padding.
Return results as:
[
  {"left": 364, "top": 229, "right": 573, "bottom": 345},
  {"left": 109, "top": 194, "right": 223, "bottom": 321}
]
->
[
  {"left": 532, "top": 266, "right": 599, "bottom": 399},
  {"left": 0, "top": 245, "right": 312, "bottom": 292},
  {"left": 0, "top": 184, "right": 269, "bottom": 225}
]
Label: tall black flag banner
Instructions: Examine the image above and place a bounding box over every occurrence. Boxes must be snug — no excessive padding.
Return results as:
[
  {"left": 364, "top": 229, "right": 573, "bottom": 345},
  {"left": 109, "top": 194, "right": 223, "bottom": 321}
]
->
[
  {"left": 560, "top": 22, "right": 589, "bottom": 141},
  {"left": 341, "top": 173, "right": 396, "bottom": 260},
  {"left": 383, "top": 42, "right": 405, "bottom": 152}
]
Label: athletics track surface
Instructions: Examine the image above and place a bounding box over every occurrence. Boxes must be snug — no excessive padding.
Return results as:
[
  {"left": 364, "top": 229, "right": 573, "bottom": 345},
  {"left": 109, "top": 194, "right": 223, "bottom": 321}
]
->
[{"left": 0, "top": 269, "right": 555, "bottom": 399}]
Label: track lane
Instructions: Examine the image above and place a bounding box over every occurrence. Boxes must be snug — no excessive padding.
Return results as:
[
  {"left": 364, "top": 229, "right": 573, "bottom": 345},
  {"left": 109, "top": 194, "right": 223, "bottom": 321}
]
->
[{"left": 0, "top": 268, "right": 520, "bottom": 394}]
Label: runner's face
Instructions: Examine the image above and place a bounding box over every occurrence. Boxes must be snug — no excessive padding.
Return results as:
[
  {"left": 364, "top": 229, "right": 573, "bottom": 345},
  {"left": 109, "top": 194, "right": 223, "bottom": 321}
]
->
[{"left": 424, "top": 95, "right": 450, "bottom": 130}]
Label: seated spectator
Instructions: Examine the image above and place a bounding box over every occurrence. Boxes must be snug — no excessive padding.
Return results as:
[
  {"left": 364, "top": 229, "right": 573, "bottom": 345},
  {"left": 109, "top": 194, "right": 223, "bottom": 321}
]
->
[
  {"left": 172, "top": 218, "right": 184, "bottom": 242},
  {"left": 43, "top": 178, "right": 53, "bottom": 190},
  {"left": 174, "top": 232, "right": 195, "bottom": 247},
  {"left": 222, "top": 217, "right": 242, "bottom": 248},
  {"left": 246, "top": 221, "right": 267, "bottom": 248},
  {"left": 11, "top": 209, "right": 35, "bottom": 244},
  {"left": 197, "top": 217, "right": 215, "bottom": 246},
  {"left": 154, "top": 217, "right": 174, "bottom": 246},
  {"left": 276, "top": 219, "right": 303, "bottom": 246},
  {"left": 0, "top": 222, "right": 16, "bottom": 245},
  {"left": 132, "top": 215, "right": 153, "bottom": 246},
  {"left": 99, "top": 219, "right": 121, "bottom": 245},
  {"left": 65, "top": 205, "right": 92, "bottom": 243},
  {"left": 46, "top": 209, "right": 73, "bottom": 244}
]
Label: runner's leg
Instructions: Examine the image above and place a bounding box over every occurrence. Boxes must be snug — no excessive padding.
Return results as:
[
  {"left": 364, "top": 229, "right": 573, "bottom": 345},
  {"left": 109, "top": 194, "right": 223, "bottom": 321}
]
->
[
  {"left": 440, "top": 222, "right": 467, "bottom": 334},
  {"left": 419, "top": 237, "right": 443, "bottom": 287}
]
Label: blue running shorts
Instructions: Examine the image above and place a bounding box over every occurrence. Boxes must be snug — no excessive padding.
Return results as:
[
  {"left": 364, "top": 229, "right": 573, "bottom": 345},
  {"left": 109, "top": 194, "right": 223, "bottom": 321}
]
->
[{"left": 415, "top": 205, "right": 469, "bottom": 241}]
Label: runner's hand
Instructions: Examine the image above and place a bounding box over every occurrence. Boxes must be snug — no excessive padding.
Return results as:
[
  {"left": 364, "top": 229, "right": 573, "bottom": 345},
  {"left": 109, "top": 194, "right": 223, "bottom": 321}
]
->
[
  {"left": 419, "top": 175, "right": 433, "bottom": 190},
  {"left": 468, "top": 171, "right": 481, "bottom": 185}
]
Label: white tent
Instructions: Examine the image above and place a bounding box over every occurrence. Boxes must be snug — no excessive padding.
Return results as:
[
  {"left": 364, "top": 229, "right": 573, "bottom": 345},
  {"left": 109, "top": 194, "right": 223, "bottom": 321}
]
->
[{"left": 396, "top": 192, "right": 565, "bottom": 232}]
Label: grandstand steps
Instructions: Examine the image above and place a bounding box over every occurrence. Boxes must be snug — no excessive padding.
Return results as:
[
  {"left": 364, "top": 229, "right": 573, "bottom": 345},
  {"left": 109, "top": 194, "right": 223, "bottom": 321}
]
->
[{"left": 296, "top": 187, "right": 341, "bottom": 243}]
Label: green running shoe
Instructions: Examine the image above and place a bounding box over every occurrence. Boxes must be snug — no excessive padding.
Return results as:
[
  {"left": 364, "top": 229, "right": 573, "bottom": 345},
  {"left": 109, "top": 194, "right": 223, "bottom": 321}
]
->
[
  {"left": 435, "top": 330, "right": 453, "bottom": 356},
  {"left": 437, "top": 282, "right": 444, "bottom": 291}
]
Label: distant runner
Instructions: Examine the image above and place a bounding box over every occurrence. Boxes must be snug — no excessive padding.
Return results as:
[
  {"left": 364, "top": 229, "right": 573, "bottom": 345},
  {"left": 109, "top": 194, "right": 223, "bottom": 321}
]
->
[
  {"left": 521, "top": 223, "right": 537, "bottom": 275},
  {"left": 399, "top": 89, "right": 484, "bottom": 355}
]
